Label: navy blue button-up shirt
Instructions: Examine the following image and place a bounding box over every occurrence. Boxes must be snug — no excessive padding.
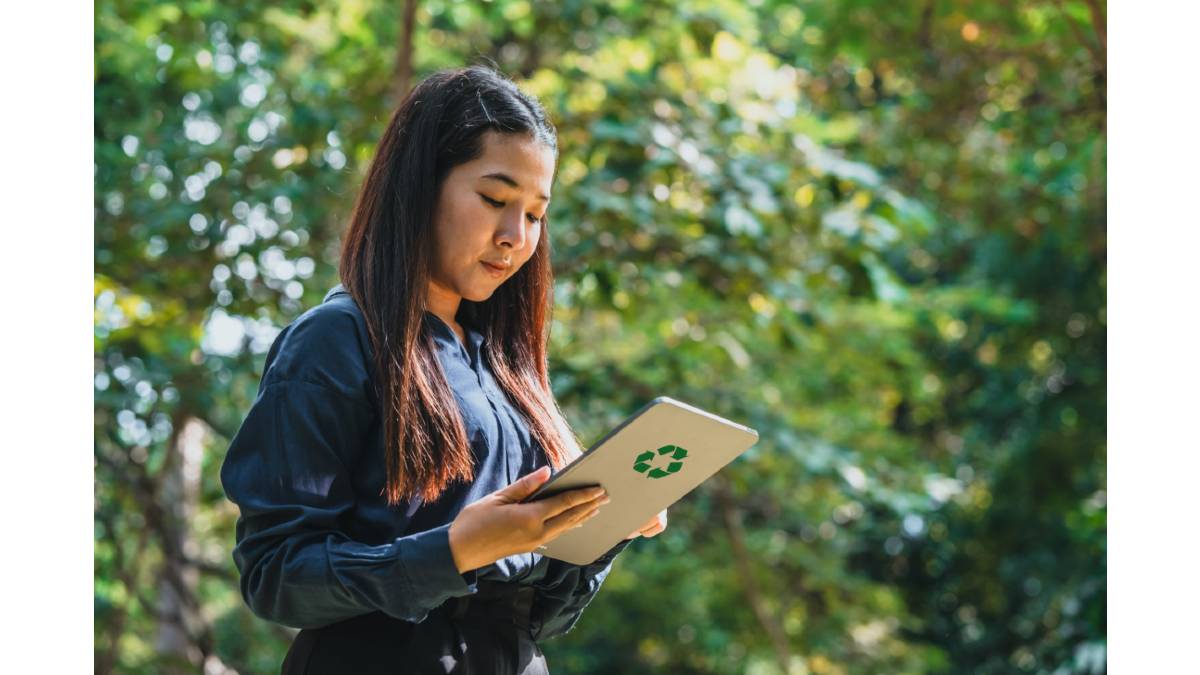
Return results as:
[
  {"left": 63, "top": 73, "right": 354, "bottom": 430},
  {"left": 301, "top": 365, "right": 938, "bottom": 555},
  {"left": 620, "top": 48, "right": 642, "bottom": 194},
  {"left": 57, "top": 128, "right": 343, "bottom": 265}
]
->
[{"left": 220, "top": 284, "right": 631, "bottom": 635}]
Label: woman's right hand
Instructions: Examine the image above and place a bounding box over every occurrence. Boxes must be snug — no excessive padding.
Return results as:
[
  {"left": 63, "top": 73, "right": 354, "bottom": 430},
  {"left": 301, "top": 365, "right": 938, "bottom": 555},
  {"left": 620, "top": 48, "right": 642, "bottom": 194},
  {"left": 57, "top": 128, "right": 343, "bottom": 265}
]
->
[{"left": 447, "top": 465, "right": 609, "bottom": 573}]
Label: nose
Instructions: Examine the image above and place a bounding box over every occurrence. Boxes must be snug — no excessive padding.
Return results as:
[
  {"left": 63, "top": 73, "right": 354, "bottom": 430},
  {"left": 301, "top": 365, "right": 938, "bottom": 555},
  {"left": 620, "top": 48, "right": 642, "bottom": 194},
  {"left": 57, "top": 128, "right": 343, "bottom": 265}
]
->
[{"left": 495, "top": 207, "right": 527, "bottom": 251}]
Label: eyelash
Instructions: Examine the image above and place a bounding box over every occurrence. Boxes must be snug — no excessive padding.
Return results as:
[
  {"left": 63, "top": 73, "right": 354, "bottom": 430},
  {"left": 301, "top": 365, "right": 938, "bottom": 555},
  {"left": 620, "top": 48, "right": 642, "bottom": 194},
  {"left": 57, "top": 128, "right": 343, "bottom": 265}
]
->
[{"left": 480, "top": 194, "right": 542, "bottom": 224}]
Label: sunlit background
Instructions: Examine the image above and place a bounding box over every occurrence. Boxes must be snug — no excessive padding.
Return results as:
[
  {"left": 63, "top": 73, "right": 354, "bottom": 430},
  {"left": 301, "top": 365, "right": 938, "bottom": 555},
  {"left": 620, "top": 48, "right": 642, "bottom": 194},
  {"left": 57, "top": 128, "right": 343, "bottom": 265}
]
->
[{"left": 95, "top": 1, "right": 1106, "bottom": 673}]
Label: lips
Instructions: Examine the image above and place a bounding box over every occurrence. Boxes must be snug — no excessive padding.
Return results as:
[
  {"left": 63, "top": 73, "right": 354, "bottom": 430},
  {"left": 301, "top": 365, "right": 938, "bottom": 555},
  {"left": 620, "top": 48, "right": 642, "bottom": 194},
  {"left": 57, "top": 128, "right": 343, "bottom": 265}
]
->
[{"left": 480, "top": 260, "right": 510, "bottom": 278}]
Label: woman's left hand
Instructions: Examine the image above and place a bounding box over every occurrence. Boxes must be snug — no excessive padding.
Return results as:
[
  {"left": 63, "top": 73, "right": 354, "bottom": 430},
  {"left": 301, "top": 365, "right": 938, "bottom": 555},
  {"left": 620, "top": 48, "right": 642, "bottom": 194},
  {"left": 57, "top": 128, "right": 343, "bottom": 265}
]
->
[{"left": 625, "top": 509, "right": 668, "bottom": 540}]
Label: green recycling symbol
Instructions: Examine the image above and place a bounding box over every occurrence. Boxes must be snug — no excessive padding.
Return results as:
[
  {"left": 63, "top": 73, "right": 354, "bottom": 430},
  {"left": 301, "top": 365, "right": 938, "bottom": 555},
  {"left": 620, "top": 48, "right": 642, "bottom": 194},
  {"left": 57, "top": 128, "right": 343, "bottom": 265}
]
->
[{"left": 633, "top": 444, "right": 689, "bottom": 479}]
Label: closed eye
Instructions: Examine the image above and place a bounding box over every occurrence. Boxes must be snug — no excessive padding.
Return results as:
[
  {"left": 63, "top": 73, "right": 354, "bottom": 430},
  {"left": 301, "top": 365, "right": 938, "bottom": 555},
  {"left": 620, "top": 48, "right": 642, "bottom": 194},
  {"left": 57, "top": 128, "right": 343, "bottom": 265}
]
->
[{"left": 479, "top": 193, "right": 542, "bottom": 224}]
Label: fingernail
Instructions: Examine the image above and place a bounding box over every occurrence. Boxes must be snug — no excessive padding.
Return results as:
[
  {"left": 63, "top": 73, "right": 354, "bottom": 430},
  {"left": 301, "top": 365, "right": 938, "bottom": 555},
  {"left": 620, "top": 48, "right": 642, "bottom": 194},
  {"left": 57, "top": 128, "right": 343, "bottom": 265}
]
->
[{"left": 600, "top": 496, "right": 611, "bottom": 505}]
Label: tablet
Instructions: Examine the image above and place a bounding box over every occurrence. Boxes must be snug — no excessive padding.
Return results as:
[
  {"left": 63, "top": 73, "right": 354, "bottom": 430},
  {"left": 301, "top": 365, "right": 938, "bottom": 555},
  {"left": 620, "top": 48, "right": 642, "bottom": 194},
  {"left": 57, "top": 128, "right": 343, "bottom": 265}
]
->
[{"left": 521, "top": 396, "right": 759, "bottom": 565}]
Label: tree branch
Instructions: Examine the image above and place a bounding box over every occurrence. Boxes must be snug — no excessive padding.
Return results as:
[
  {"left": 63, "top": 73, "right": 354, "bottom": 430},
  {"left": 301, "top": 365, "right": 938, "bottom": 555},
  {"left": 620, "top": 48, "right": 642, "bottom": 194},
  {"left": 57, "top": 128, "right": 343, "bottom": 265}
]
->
[
  {"left": 96, "top": 431, "right": 218, "bottom": 669},
  {"left": 713, "top": 475, "right": 793, "bottom": 672}
]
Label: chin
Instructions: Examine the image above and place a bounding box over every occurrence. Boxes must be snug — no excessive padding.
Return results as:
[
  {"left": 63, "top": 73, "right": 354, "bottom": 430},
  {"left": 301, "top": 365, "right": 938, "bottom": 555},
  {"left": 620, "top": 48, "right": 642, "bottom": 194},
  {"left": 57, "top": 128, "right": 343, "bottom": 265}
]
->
[{"left": 463, "top": 287, "right": 498, "bottom": 302}]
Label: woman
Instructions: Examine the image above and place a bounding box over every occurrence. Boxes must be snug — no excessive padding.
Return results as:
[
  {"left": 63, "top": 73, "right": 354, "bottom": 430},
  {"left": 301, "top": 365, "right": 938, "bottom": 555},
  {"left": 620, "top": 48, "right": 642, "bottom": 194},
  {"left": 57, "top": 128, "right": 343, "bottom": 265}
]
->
[{"left": 220, "top": 64, "right": 667, "bottom": 674}]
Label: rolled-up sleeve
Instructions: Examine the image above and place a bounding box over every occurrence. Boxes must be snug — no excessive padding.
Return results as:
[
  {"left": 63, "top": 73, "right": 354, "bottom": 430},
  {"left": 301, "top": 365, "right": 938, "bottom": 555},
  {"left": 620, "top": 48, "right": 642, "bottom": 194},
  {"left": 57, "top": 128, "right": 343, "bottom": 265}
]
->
[
  {"left": 528, "top": 538, "right": 634, "bottom": 641},
  {"left": 219, "top": 307, "right": 479, "bottom": 630}
]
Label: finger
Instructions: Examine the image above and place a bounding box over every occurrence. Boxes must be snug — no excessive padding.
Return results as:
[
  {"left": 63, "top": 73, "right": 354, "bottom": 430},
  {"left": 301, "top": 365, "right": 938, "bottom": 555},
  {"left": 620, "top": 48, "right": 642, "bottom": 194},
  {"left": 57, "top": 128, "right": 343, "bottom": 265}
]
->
[
  {"left": 635, "top": 514, "right": 660, "bottom": 533},
  {"left": 640, "top": 521, "right": 666, "bottom": 537},
  {"left": 496, "top": 466, "right": 552, "bottom": 501},
  {"left": 542, "top": 498, "right": 605, "bottom": 536},
  {"left": 637, "top": 513, "right": 667, "bottom": 537},
  {"left": 533, "top": 485, "right": 608, "bottom": 520},
  {"left": 648, "top": 511, "right": 667, "bottom": 533}
]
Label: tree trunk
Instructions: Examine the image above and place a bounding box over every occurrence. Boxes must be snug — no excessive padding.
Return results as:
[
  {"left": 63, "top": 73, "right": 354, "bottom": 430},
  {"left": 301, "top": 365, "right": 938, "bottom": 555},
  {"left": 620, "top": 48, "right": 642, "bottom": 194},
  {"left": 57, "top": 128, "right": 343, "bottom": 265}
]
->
[
  {"left": 153, "top": 417, "right": 210, "bottom": 671},
  {"left": 392, "top": 0, "right": 419, "bottom": 105}
]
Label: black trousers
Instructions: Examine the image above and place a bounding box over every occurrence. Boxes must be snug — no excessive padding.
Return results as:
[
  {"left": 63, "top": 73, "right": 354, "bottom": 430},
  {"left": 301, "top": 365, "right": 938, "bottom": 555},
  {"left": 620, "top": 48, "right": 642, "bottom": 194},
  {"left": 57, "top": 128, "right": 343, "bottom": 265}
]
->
[{"left": 281, "top": 582, "right": 550, "bottom": 675}]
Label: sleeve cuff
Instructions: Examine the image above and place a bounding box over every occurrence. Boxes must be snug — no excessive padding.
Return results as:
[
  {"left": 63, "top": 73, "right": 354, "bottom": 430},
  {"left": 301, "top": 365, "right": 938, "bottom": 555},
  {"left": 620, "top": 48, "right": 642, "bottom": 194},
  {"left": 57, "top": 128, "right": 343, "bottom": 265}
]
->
[{"left": 399, "top": 522, "right": 480, "bottom": 599}]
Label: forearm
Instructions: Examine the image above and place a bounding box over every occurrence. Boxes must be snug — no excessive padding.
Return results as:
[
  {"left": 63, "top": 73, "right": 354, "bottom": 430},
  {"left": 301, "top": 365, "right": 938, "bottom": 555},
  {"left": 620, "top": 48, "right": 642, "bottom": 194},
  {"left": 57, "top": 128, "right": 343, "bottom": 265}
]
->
[{"left": 236, "top": 522, "right": 479, "bottom": 629}]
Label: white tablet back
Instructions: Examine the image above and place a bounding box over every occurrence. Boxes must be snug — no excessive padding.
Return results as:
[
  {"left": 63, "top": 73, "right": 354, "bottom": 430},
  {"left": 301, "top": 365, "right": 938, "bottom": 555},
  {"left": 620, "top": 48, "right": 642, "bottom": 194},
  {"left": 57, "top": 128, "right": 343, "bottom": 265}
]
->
[{"left": 523, "top": 396, "right": 759, "bottom": 565}]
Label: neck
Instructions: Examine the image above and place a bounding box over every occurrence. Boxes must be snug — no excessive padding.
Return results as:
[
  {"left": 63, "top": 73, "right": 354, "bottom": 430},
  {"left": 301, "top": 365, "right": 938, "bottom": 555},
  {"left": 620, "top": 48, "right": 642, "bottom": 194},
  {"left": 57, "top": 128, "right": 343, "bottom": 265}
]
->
[{"left": 426, "top": 280, "right": 462, "bottom": 332}]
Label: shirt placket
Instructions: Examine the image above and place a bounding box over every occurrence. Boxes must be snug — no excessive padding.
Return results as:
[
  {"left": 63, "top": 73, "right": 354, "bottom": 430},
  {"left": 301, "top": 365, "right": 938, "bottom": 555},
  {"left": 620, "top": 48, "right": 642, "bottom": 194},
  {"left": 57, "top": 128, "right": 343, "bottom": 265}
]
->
[{"left": 464, "top": 333, "right": 516, "bottom": 484}]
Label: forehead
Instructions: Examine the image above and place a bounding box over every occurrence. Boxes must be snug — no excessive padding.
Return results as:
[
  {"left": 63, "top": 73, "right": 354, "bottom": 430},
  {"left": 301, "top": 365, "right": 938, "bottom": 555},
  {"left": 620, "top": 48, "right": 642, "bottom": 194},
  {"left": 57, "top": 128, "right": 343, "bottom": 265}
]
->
[{"left": 469, "top": 131, "right": 555, "bottom": 199}]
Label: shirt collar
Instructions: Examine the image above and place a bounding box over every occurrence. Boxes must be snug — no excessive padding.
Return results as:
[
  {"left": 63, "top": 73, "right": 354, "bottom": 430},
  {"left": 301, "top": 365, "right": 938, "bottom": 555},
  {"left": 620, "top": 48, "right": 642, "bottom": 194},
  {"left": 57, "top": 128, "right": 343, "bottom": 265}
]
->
[
  {"left": 423, "top": 310, "right": 486, "bottom": 352},
  {"left": 325, "top": 285, "right": 485, "bottom": 350},
  {"left": 324, "top": 283, "right": 349, "bottom": 303}
]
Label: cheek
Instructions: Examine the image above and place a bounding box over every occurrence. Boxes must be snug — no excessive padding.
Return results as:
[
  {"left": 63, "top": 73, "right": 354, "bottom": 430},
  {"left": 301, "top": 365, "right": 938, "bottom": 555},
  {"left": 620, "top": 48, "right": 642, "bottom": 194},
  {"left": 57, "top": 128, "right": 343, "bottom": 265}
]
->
[
  {"left": 438, "top": 204, "right": 487, "bottom": 259},
  {"left": 467, "top": 204, "right": 502, "bottom": 246},
  {"left": 523, "top": 222, "right": 543, "bottom": 258}
]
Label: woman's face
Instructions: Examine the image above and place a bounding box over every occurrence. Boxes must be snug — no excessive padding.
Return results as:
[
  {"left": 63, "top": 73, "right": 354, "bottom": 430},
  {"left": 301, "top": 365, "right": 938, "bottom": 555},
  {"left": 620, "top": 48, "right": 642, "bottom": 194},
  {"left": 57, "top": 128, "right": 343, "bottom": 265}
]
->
[{"left": 429, "top": 130, "right": 556, "bottom": 304}]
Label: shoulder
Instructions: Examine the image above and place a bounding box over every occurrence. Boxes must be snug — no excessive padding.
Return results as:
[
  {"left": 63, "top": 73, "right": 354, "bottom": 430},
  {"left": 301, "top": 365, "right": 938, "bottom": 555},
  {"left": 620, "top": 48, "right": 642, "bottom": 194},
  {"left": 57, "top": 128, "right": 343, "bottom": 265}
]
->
[
  {"left": 288, "top": 291, "right": 367, "bottom": 350},
  {"left": 261, "top": 286, "right": 376, "bottom": 403}
]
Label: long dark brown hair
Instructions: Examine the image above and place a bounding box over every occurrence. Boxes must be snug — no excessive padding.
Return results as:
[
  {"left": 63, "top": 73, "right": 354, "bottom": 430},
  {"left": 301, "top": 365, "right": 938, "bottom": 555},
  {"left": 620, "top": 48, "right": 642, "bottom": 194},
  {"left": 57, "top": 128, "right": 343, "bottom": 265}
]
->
[{"left": 339, "top": 65, "right": 582, "bottom": 506}]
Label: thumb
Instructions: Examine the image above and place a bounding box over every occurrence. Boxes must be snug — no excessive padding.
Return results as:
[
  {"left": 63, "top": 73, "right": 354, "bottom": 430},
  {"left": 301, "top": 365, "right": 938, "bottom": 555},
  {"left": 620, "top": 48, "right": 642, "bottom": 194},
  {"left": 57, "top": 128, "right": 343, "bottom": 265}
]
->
[{"left": 498, "top": 465, "right": 552, "bottom": 501}]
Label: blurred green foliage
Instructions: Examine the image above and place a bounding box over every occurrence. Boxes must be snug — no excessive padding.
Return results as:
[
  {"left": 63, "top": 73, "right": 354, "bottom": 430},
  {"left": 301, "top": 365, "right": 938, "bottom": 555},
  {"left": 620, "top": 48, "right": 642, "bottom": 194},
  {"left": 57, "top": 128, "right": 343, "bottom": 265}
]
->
[{"left": 95, "top": 0, "right": 1105, "bottom": 673}]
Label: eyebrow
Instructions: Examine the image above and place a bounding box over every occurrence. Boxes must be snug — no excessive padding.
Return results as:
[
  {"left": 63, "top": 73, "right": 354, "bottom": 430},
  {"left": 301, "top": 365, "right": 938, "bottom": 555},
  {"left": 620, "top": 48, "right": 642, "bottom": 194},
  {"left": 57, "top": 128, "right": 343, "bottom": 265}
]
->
[{"left": 480, "top": 173, "right": 550, "bottom": 203}]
